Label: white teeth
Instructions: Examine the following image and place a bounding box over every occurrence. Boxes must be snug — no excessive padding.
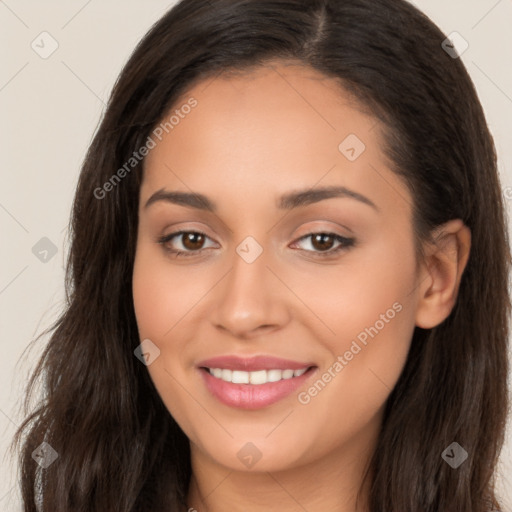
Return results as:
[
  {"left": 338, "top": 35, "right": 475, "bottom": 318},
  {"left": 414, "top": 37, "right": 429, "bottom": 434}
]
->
[
  {"left": 231, "top": 370, "right": 249, "bottom": 384},
  {"left": 249, "top": 370, "right": 267, "bottom": 385},
  {"left": 207, "top": 367, "right": 310, "bottom": 384},
  {"left": 267, "top": 369, "right": 282, "bottom": 382}
]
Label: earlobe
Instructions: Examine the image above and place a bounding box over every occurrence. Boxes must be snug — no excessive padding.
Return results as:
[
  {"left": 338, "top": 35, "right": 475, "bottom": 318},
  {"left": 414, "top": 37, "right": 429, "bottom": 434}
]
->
[{"left": 414, "top": 219, "right": 471, "bottom": 329}]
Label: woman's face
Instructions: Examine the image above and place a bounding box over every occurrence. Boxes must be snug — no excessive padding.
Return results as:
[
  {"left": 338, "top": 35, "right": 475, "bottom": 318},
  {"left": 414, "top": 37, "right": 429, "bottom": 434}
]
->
[{"left": 132, "top": 62, "right": 423, "bottom": 474}]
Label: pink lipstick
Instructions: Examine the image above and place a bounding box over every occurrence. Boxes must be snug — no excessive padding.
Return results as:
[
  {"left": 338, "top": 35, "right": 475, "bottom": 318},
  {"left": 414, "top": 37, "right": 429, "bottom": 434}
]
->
[{"left": 197, "top": 355, "right": 317, "bottom": 409}]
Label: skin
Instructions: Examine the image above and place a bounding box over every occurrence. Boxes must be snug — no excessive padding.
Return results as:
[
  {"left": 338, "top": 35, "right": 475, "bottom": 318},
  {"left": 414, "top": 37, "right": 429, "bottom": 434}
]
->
[{"left": 132, "top": 60, "right": 471, "bottom": 512}]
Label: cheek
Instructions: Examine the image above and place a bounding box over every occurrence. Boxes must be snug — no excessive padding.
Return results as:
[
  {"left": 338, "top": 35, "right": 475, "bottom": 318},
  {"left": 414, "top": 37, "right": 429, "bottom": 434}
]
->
[
  {"left": 300, "top": 298, "right": 416, "bottom": 447},
  {"left": 132, "top": 246, "right": 200, "bottom": 429},
  {"left": 318, "top": 247, "right": 417, "bottom": 408},
  {"left": 132, "top": 244, "right": 205, "bottom": 339},
  {"left": 284, "top": 231, "right": 418, "bottom": 348},
  {"left": 132, "top": 269, "right": 175, "bottom": 339},
  {"left": 290, "top": 232, "right": 418, "bottom": 410},
  {"left": 290, "top": 272, "right": 417, "bottom": 460}
]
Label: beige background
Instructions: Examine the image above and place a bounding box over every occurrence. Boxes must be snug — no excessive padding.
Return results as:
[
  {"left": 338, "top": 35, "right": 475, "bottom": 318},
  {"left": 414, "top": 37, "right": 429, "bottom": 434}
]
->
[{"left": 1, "top": 0, "right": 511, "bottom": 510}]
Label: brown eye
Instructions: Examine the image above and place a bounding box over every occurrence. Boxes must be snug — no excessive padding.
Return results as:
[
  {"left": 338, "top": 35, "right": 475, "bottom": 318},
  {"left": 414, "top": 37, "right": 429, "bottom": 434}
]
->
[
  {"left": 292, "top": 232, "right": 355, "bottom": 257},
  {"left": 310, "top": 233, "right": 336, "bottom": 251},
  {"left": 181, "top": 232, "right": 205, "bottom": 250},
  {"left": 157, "top": 230, "right": 217, "bottom": 257}
]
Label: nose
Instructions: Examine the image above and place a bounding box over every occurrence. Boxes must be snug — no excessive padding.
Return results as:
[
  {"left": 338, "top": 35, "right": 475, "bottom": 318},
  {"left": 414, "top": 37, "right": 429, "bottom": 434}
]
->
[{"left": 211, "top": 242, "right": 291, "bottom": 339}]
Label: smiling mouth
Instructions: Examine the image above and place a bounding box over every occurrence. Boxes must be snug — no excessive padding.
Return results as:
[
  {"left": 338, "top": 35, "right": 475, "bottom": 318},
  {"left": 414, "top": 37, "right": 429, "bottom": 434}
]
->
[{"left": 200, "top": 366, "right": 316, "bottom": 385}]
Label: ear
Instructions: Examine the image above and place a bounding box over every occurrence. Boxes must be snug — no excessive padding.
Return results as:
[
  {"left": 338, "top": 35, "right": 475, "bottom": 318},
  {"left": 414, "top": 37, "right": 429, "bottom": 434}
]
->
[{"left": 415, "top": 219, "right": 471, "bottom": 329}]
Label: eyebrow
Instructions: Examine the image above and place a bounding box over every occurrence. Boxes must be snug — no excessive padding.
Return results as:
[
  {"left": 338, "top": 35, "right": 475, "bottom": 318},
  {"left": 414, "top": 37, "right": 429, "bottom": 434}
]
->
[{"left": 144, "top": 185, "right": 379, "bottom": 212}]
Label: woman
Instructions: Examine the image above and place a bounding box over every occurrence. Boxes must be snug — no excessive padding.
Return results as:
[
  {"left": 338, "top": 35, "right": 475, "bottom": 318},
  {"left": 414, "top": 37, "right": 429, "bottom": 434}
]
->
[{"left": 12, "top": 0, "right": 510, "bottom": 510}]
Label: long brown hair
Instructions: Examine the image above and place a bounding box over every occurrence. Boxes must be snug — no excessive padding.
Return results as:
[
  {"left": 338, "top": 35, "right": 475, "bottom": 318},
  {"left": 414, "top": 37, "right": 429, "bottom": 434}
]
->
[{"left": 11, "top": 0, "right": 510, "bottom": 510}]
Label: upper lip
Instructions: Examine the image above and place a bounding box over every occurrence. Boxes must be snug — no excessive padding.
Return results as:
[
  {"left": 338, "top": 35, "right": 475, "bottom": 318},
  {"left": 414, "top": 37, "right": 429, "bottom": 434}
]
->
[{"left": 197, "top": 355, "right": 316, "bottom": 371}]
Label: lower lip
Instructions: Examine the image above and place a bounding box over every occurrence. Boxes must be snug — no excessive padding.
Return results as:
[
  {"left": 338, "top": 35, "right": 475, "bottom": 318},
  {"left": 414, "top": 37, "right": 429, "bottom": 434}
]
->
[{"left": 199, "top": 367, "right": 316, "bottom": 410}]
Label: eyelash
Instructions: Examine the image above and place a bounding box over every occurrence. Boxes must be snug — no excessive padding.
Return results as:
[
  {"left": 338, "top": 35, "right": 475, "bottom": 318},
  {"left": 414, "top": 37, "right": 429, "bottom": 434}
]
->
[{"left": 156, "top": 230, "right": 355, "bottom": 259}]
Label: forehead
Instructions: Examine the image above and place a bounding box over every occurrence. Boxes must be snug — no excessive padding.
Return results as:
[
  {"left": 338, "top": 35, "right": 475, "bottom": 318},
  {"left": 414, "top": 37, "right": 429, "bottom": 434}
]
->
[
  {"left": 140, "top": 62, "right": 410, "bottom": 218},
  {"left": 156, "top": 62, "right": 376, "bottom": 156}
]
